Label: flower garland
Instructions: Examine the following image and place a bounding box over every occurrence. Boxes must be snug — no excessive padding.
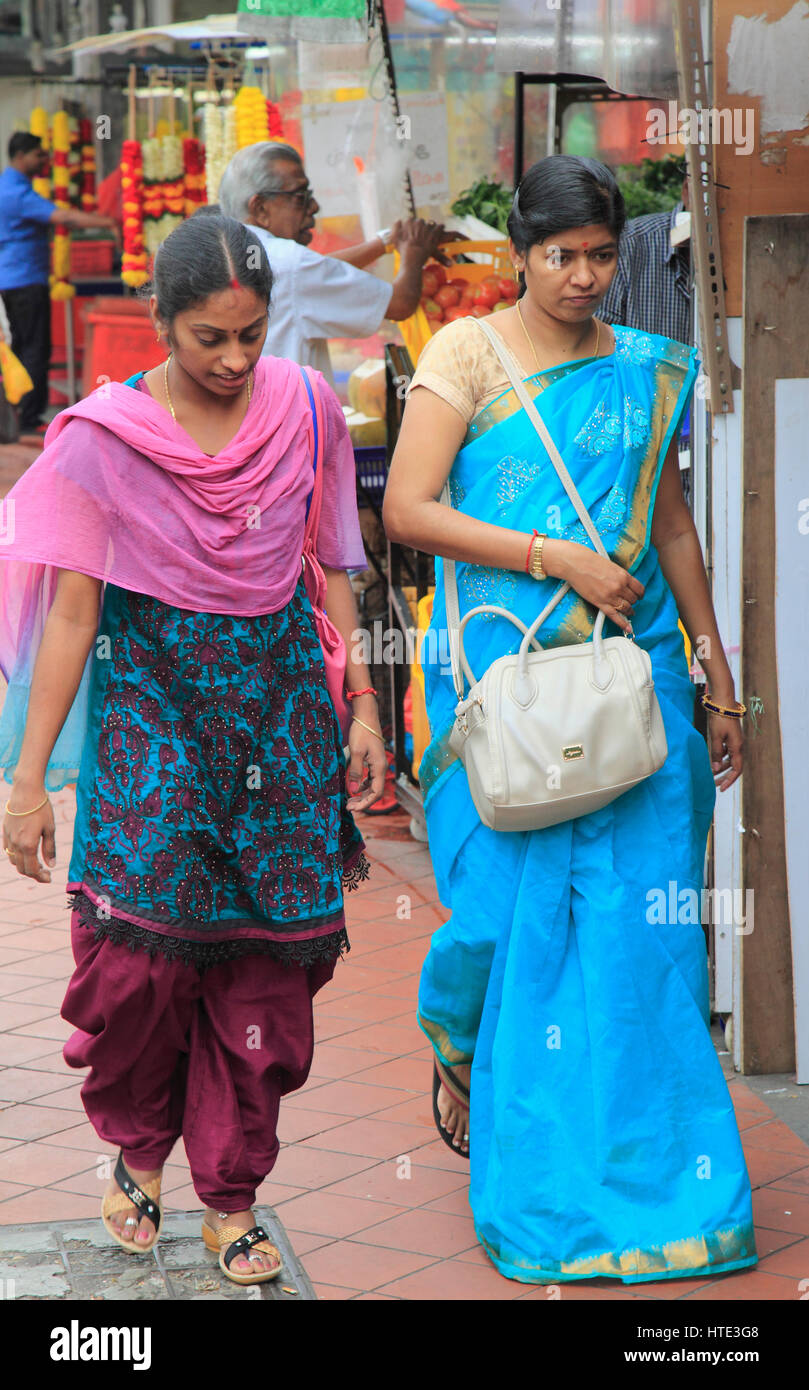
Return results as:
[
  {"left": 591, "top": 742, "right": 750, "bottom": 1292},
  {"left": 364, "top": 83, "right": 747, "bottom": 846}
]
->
[
  {"left": 50, "top": 111, "right": 74, "bottom": 301},
  {"left": 203, "top": 101, "right": 238, "bottom": 204},
  {"left": 29, "top": 107, "right": 51, "bottom": 201},
  {"left": 78, "top": 117, "right": 96, "bottom": 210},
  {"left": 141, "top": 134, "right": 184, "bottom": 256},
  {"left": 183, "top": 138, "right": 206, "bottom": 216},
  {"left": 120, "top": 139, "right": 149, "bottom": 288},
  {"left": 234, "top": 86, "right": 269, "bottom": 147},
  {"left": 67, "top": 114, "right": 81, "bottom": 207}
]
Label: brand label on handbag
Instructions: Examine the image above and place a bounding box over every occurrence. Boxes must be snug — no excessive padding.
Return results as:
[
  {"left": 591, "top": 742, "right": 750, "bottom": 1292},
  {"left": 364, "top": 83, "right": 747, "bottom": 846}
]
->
[{"left": 562, "top": 744, "right": 584, "bottom": 760}]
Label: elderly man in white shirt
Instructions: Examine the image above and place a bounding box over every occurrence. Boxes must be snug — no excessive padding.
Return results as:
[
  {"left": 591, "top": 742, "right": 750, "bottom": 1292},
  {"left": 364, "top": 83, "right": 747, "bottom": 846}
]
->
[{"left": 218, "top": 142, "right": 447, "bottom": 385}]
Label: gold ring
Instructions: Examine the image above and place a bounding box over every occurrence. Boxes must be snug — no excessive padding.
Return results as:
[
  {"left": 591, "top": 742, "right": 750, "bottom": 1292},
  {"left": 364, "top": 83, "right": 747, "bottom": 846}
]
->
[{"left": 5, "top": 847, "right": 16, "bottom": 858}]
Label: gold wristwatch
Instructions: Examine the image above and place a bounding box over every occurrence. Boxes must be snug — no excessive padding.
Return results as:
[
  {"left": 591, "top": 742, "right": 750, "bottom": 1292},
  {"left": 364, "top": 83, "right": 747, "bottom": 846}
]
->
[{"left": 529, "top": 533, "right": 547, "bottom": 582}]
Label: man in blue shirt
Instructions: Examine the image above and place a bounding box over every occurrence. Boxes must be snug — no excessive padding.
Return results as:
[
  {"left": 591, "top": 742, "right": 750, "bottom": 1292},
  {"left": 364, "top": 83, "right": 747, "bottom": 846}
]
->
[{"left": 0, "top": 132, "right": 119, "bottom": 434}]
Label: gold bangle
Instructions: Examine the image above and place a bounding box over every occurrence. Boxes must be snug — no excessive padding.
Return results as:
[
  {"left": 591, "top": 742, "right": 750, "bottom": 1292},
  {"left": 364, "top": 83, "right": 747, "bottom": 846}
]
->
[
  {"left": 4, "top": 795, "right": 50, "bottom": 817},
  {"left": 351, "top": 716, "right": 386, "bottom": 745},
  {"left": 529, "top": 533, "right": 547, "bottom": 582},
  {"left": 700, "top": 693, "right": 747, "bottom": 719}
]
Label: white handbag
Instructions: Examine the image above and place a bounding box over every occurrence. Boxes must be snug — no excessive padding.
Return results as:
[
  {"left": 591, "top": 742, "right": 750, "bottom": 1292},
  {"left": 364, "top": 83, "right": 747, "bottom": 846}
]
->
[{"left": 443, "top": 317, "right": 668, "bottom": 832}]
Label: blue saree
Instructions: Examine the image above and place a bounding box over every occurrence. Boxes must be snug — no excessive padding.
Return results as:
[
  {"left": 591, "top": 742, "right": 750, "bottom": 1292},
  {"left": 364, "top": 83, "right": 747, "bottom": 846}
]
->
[{"left": 416, "top": 325, "right": 756, "bottom": 1284}]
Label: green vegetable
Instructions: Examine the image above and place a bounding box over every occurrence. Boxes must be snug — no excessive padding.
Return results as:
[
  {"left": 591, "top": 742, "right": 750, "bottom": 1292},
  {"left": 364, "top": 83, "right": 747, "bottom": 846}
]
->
[
  {"left": 615, "top": 156, "right": 685, "bottom": 220},
  {"left": 450, "top": 177, "right": 513, "bottom": 234}
]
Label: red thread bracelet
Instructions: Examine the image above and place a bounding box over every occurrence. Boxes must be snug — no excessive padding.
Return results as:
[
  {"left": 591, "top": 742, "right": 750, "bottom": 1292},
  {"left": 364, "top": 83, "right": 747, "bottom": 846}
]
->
[
  {"left": 525, "top": 529, "right": 539, "bottom": 574},
  {"left": 346, "top": 687, "right": 378, "bottom": 700}
]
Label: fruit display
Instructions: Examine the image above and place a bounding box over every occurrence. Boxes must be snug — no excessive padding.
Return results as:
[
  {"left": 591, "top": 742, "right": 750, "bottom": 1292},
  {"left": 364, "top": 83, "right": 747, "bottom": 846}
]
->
[{"left": 418, "top": 261, "right": 518, "bottom": 332}]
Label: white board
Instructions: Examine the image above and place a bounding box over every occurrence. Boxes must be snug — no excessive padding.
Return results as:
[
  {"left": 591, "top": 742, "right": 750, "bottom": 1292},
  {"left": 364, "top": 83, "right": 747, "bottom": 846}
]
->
[{"left": 774, "top": 376, "right": 809, "bottom": 1083}]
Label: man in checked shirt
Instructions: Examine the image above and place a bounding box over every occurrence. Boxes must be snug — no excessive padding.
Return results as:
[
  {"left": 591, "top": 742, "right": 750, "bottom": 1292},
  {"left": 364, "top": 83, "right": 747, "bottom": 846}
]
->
[{"left": 598, "top": 172, "right": 691, "bottom": 345}]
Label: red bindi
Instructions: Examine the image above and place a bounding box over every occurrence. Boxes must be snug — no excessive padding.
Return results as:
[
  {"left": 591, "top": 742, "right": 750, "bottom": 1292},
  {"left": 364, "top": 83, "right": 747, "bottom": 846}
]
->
[
  {"left": 581, "top": 242, "right": 589, "bottom": 249},
  {"left": 230, "top": 276, "right": 241, "bottom": 291}
]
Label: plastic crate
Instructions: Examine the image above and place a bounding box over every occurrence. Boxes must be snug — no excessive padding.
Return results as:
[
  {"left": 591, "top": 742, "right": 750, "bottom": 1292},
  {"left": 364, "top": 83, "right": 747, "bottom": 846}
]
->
[
  {"left": 70, "top": 240, "right": 115, "bottom": 276},
  {"left": 354, "top": 445, "right": 388, "bottom": 505},
  {"left": 81, "top": 300, "right": 167, "bottom": 397}
]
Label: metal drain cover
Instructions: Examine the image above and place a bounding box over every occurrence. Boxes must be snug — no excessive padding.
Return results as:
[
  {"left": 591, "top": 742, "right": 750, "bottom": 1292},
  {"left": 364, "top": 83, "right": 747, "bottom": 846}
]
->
[{"left": 0, "top": 1205, "right": 315, "bottom": 1301}]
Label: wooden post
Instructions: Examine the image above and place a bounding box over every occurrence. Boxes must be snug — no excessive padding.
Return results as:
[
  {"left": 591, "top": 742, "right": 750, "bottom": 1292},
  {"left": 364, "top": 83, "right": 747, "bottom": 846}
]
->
[
  {"left": 739, "top": 215, "right": 809, "bottom": 1072},
  {"left": 127, "top": 64, "right": 136, "bottom": 143}
]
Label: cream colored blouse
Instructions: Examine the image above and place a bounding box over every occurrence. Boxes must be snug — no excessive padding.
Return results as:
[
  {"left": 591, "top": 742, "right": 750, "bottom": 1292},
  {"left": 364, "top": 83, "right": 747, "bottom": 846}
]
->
[{"left": 405, "top": 315, "right": 524, "bottom": 425}]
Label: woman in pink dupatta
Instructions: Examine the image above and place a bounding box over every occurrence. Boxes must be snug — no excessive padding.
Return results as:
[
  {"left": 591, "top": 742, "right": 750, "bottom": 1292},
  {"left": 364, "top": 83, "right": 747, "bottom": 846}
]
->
[{"left": 0, "top": 215, "right": 386, "bottom": 1284}]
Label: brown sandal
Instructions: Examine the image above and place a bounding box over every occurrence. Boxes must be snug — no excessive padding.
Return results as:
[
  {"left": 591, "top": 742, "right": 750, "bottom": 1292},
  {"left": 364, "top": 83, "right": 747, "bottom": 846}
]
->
[
  {"left": 101, "top": 1152, "right": 162, "bottom": 1254},
  {"left": 201, "top": 1219, "right": 283, "bottom": 1286}
]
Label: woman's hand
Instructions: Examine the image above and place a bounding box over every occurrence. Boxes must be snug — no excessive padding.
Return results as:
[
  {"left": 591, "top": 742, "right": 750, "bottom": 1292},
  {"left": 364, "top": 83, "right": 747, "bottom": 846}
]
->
[
  {"left": 2, "top": 786, "right": 56, "bottom": 883},
  {"left": 544, "top": 538, "right": 645, "bottom": 634},
  {"left": 345, "top": 718, "right": 388, "bottom": 813},
  {"left": 706, "top": 712, "right": 744, "bottom": 792}
]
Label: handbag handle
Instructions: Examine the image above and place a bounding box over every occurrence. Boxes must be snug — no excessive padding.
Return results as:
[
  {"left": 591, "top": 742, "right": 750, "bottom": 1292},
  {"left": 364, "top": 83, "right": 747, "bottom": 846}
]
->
[{"left": 442, "top": 316, "right": 609, "bottom": 701}]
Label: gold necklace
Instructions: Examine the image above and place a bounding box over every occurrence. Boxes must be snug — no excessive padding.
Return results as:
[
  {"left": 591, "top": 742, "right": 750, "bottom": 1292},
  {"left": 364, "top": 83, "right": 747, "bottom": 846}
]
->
[
  {"left": 163, "top": 354, "right": 253, "bottom": 424},
  {"left": 515, "top": 299, "right": 600, "bottom": 374}
]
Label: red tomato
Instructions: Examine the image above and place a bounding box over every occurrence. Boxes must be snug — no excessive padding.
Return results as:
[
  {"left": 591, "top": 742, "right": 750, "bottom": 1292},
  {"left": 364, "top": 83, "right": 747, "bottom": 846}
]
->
[
  {"left": 422, "top": 297, "right": 442, "bottom": 318},
  {"left": 448, "top": 277, "right": 468, "bottom": 291},
  {"left": 459, "top": 284, "right": 477, "bottom": 305},
  {"left": 444, "top": 305, "right": 471, "bottom": 322},
  {"left": 497, "top": 276, "right": 518, "bottom": 300},
  {"left": 470, "top": 304, "right": 490, "bottom": 317},
  {"left": 421, "top": 270, "right": 441, "bottom": 299},
  {"left": 474, "top": 282, "right": 500, "bottom": 308},
  {"left": 426, "top": 261, "right": 446, "bottom": 286},
  {"left": 435, "top": 285, "right": 461, "bottom": 308}
]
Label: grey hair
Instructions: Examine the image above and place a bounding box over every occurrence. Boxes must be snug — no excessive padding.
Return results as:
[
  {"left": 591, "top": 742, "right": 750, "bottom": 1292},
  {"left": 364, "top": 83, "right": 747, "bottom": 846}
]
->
[{"left": 218, "top": 142, "right": 303, "bottom": 223}]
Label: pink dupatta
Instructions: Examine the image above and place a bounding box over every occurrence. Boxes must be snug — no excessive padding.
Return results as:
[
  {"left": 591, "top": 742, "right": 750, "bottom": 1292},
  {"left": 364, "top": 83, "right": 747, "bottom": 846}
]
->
[{"left": 0, "top": 355, "right": 365, "bottom": 786}]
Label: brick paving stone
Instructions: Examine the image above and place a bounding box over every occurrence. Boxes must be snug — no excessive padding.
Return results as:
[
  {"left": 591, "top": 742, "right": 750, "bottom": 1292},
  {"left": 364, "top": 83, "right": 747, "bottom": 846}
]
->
[
  {"left": 0, "top": 1102, "right": 85, "bottom": 1142},
  {"left": 770, "top": 1166, "right": 809, "bottom": 1196},
  {"left": 306, "top": 1043, "right": 398, "bottom": 1080},
  {"left": 274, "top": 1190, "right": 407, "bottom": 1239},
  {"left": 752, "top": 1188, "right": 809, "bottom": 1236},
  {"left": 303, "top": 1238, "right": 434, "bottom": 1290},
  {"left": 681, "top": 1269, "right": 797, "bottom": 1300},
  {"left": 758, "top": 1237, "right": 809, "bottom": 1280},
  {"left": 0, "top": 1069, "right": 77, "bottom": 1103},
  {"left": 299, "top": 1115, "right": 435, "bottom": 1161},
  {"left": 284, "top": 1079, "right": 406, "bottom": 1118}
]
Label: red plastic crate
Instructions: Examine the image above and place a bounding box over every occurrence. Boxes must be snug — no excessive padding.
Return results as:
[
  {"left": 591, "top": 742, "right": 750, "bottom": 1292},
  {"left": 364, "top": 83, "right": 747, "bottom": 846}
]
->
[
  {"left": 81, "top": 299, "right": 166, "bottom": 397},
  {"left": 70, "top": 239, "right": 115, "bottom": 276}
]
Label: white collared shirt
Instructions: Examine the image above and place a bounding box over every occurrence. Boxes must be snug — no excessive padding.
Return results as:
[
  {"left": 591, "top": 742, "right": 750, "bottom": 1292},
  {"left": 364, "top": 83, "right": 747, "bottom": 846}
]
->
[{"left": 247, "top": 225, "right": 393, "bottom": 385}]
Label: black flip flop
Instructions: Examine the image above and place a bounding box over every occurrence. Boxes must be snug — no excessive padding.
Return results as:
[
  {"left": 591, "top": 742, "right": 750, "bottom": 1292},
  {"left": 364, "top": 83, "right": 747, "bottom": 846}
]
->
[{"left": 432, "top": 1057, "right": 470, "bottom": 1159}]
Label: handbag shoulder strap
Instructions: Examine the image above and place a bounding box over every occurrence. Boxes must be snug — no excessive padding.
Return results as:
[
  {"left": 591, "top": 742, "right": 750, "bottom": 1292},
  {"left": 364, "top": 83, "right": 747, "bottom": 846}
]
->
[
  {"left": 300, "top": 365, "right": 325, "bottom": 546},
  {"left": 471, "top": 315, "right": 608, "bottom": 558},
  {"left": 441, "top": 315, "right": 609, "bottom": 701}
]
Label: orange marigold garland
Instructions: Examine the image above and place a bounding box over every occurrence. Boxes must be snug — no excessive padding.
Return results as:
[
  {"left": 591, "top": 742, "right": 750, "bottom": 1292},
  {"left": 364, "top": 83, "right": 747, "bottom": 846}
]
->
[
  {"left": 120, "top": 139, "right": 149, "bottom": 288},
  {"left": 50, "top": 111, "right": 75, "bottom": 301}
]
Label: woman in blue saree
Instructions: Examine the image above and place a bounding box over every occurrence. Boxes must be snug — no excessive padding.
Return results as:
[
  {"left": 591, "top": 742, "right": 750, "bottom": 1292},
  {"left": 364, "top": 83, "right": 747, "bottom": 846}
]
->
[{"left": 383, "top": 156, "right": 755, "bottom": 1286}]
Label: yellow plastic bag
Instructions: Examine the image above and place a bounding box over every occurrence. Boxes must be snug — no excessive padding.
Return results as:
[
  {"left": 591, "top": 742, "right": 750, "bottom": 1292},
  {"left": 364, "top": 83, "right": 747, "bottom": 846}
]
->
[{"left": 0, "top": 342, "right": 34, "bottom": 404}]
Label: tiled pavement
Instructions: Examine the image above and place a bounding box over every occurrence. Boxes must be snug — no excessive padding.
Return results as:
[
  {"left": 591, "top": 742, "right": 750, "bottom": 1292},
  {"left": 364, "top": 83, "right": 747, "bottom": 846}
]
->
[{"left": 1, "top": 788, "right": 808, "bottom": 1301}]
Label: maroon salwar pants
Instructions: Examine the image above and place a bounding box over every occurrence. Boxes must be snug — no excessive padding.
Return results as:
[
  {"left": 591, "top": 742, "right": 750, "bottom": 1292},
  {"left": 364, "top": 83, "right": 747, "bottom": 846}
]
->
[{"left": 61, "top": 912, "right": 335, "bottom": 1210}]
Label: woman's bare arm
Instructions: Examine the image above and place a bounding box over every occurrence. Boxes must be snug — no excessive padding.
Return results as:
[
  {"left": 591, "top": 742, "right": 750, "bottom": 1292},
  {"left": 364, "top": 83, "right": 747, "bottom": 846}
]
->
[
  {"left": 382, "top": 385, "right": 644, "bottom": 631},
  {"left": 651, "top": 440, "right": 742, "bottom": 789},
  {"left": 3, "top": 569, "right": 102, "bottom": 880},
  {"left": 322, "top": 566, "right": 387, "bottom": 812}
]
